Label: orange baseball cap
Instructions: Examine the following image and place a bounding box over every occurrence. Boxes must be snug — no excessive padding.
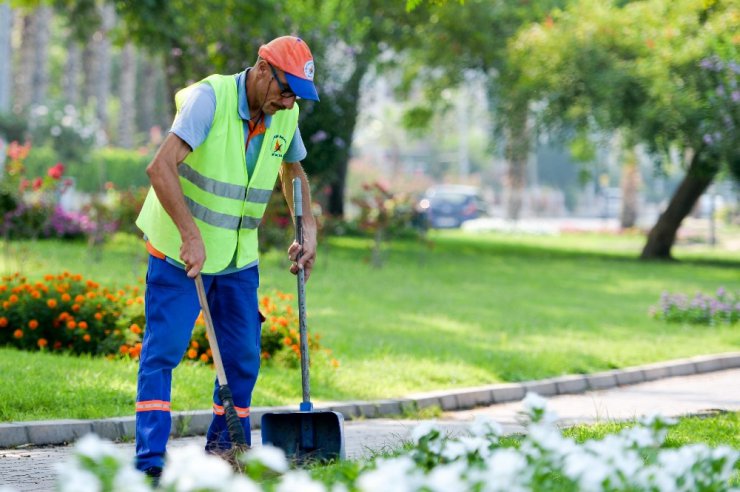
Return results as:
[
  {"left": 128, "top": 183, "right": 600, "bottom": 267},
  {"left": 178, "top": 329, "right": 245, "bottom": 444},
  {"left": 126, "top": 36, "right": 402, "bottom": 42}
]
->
[{"left": 259, "top": 36, "right": 319, "bottom": 101}]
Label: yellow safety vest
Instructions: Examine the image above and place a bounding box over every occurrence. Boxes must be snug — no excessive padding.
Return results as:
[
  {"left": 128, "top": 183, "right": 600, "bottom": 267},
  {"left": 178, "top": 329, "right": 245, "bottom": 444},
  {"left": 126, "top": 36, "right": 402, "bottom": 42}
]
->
[{"left": 136, "top": 74, "right": 299, "bottom": 273}]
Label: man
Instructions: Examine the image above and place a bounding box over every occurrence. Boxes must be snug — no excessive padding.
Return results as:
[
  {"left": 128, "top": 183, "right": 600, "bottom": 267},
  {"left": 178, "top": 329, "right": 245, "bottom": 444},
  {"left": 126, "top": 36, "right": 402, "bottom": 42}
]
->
[{"left": 133, "top": 36, "right": 319, "bottom": 479}]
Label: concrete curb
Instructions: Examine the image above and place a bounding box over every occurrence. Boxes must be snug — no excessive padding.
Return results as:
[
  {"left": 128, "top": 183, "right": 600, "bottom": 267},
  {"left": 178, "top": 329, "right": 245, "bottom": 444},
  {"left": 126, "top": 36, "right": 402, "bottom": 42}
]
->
[{"left": 2, "top": 352, "right": 739, "bottom": 448}]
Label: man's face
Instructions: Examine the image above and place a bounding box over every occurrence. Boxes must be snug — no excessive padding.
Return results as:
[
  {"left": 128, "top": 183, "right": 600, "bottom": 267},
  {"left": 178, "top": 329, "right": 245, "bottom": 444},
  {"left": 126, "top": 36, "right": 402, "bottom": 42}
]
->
[{"left": 262, "top": 63, "right": 297, "bottom": 115}]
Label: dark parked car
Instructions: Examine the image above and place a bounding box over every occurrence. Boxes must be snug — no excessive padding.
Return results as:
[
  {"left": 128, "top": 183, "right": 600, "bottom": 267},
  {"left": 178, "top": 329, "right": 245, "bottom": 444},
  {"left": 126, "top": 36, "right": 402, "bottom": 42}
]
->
[{"left": 417, "top": 185, "right": 488, "bottom": 229}]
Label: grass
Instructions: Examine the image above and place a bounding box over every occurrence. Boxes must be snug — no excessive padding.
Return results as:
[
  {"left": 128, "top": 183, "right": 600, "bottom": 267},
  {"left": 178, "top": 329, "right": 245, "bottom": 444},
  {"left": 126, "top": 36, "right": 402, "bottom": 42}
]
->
[
  {"left": 0, "top": 230, "right": 738, "bottom": 421},
  {"left": 563, "top": 411, "right": 740, "bottom": 448}
]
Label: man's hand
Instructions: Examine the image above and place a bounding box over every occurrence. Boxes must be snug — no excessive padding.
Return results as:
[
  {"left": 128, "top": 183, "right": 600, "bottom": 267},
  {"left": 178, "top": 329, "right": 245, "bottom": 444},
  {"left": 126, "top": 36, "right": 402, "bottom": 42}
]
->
[
  {"left": 288, "top": 225, "right": 316, "bottom": 282},
  {"left": 180, "top": 232, "right": 206, "bottom": 278}
]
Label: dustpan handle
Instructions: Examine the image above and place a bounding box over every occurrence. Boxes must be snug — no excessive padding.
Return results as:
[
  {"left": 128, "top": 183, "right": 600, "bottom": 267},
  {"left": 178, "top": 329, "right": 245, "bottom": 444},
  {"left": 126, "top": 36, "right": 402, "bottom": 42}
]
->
[{"left": 293, "top": 178, "right": 312, "bottom": 410}]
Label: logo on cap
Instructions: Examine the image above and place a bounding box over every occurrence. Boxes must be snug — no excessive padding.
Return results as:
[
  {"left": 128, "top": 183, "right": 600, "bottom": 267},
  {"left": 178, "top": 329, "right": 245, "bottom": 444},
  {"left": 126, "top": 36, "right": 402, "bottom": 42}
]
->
[{"left": 304, "top": 61, "right": 315, "bottom": 81}]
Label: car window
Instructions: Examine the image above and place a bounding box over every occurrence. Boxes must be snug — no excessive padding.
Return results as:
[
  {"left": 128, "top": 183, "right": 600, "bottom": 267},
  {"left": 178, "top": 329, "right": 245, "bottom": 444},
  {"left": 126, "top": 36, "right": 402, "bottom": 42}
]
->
[{"left": 431, "top": 192, "right": 470, "bottom": 205}]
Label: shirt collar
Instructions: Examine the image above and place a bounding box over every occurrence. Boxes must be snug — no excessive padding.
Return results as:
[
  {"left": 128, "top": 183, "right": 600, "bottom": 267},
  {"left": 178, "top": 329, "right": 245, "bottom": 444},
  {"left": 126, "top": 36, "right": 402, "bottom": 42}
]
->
[{"left": 236, "top": 68, "right": 272, "bottom": 128}]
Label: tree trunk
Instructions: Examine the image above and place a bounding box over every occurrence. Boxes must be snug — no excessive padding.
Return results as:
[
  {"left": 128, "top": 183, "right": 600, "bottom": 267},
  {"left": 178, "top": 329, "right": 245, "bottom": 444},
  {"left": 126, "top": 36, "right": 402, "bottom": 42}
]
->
[
  {"left": 640, "top": 150, "right": 718, "bottom": 259},
  {"left": 504, "top": 104, "right": 530, "bottom": 221},
  {"left": 117, "top": 42, "right": 137, "bottom": 149},
  {"left": 0, "top": 2, "right": 13, "bottom": 113},
  {"left": 138, "top": 52, "right": 157, "bottom": 135},
  {"left": 620, "top": 147, "right": 640, "bottom": 229},
  {"left": 94, "top": 3, "right": 115, "bottom": 138},
  {"left": 81, "top": 42, "right": 96, "bottom": 106},
  {"left": 14, "top": 11, "right": 35, "bottom": 114},
  {"left": 63, "top": 39, "right": 81, "bottom": 106},
  {"left": 31, "top": 5, "right": 51, "bottom": 107}
]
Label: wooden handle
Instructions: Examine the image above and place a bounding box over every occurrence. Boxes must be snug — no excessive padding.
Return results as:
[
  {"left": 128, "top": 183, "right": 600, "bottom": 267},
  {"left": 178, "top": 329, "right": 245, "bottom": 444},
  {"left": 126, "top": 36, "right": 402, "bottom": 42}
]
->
[{"left": 194, "top": 275, "right": 228, "bottom": 386}]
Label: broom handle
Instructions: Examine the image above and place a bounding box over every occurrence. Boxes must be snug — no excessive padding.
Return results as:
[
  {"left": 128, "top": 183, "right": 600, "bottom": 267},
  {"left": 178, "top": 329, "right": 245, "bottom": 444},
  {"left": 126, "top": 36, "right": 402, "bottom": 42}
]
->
[
  {"left": 194, "top": 274, "right": 228, "bottom": 386},
  {"left": 293, "top": 178, "right": 312, "bottom": 410}
]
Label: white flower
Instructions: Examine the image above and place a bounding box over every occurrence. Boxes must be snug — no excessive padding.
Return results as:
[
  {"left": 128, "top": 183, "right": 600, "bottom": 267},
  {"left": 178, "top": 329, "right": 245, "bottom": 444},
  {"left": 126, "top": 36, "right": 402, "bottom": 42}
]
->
[
  {"left": 423, "top": 462, "right": 467, "bottom": 492},
  {"left": 229, "top": 475, "right": 262, "bottom": 492},
  {"left": 242, "top": 445, "right": 289, "bottom": 473},
  {"left": 54, "top": 465, "right": 101, "bottom": 492},
  {"left": 112, "top": 466, "right": 151, "bottom": 492},
  {"left": 469, "top": 415, "right": 503, "bottom": 438},
  {"left": 74, "top": 433, "right": 122, "bottom": 461},
  {"left": 357, "top": 457, "right": 422, "bottom": 492},
  {"left": 481, "top": 448, "right": 529, "bottom": 492},
  {"left": 160, "top": 444, "right": 234, "bottom": 491},
  {"left": 622, "top": 425, "right": 657, "bottom": 448},
  {"left": 410, "top": 420, "right": 440, "bottom": 443},
  {"left": 276, "top": 470, "right": 326, "bottom": 492},
  {"left": 522, "top": 392, "right": 547, "bottom": 412}
]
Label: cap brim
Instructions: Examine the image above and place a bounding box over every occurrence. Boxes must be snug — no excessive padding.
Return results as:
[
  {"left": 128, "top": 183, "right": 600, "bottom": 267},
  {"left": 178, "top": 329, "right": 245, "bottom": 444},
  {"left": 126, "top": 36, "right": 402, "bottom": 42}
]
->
[{"left": 285, "top": 72, "right": 320, "bottom": 101}]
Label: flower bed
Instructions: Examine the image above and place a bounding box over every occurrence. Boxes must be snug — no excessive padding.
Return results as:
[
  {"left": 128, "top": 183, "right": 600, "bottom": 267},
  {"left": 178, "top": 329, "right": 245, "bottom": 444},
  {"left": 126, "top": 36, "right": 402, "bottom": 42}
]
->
[
  {"left": 651, "top": 288, "right": 739, "bottom": 325},
  {"left": 0, "top": 272, "right": 334, "bottom": 368},
  {"left": 41, "top": 395, "right": 740, "bottom": 491}
]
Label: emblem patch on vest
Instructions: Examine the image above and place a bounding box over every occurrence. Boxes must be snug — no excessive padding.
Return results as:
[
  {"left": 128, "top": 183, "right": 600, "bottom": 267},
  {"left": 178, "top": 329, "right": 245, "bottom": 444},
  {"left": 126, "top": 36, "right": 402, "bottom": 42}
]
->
[{"left": 271, "top": 135, "right": 287, "bottom": 158}]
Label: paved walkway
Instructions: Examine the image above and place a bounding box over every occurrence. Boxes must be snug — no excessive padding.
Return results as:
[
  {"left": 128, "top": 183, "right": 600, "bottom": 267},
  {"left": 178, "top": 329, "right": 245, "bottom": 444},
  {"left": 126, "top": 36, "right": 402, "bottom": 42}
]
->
[{"left": 2, "top": 369, "right": 738, "bottom": 492}]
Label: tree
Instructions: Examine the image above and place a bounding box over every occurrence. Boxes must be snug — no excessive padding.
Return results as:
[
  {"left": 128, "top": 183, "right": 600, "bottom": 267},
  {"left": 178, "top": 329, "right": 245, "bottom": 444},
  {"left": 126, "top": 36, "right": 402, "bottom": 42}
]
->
[
  {"left": 511, "top": 0, "right": 739, "bottom": 258},
  {"left": 384, "top": 0, "right": 566, "bottom": 220}
]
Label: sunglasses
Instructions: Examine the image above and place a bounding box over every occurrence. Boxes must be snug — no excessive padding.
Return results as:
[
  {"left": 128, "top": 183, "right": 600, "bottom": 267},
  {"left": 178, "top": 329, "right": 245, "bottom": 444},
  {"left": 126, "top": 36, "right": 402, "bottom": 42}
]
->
[{"left": 269, "top": 65, "right": 297, "bottom": 99}]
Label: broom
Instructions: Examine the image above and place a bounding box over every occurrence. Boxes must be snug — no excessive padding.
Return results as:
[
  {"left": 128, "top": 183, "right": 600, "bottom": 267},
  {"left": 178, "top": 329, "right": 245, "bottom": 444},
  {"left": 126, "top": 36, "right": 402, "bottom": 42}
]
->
[{"left": 194, "top": 274, "right": 250, "bottom": 470}]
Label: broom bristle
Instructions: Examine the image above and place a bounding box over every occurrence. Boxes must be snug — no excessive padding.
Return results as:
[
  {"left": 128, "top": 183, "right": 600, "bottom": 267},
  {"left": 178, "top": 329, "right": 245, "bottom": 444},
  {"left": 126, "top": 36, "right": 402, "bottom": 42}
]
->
[{"left": 218, "top": 444, "right": 251, "bottom": 472}]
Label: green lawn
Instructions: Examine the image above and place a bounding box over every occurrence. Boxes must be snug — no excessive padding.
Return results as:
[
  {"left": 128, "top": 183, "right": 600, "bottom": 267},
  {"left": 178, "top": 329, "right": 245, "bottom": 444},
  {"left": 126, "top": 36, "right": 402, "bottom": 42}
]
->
[{"left": 0, "top": 230, "right": 738, "bottom": 421}]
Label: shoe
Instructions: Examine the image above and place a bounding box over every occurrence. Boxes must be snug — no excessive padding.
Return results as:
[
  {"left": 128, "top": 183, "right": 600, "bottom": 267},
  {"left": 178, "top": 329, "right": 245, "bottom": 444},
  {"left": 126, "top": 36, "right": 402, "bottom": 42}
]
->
[{"left": 144, "top": 466, "right": 162, "bottom": 488}]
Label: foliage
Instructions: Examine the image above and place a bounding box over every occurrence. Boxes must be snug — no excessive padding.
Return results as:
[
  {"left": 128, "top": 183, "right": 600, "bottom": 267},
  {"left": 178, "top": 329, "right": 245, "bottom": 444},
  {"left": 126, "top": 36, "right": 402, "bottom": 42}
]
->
[
  {"left": 510, "top": 0, "right": 739, "bottom": 176},
  {"left": 27, "top": 104, "right": 98, "bottom": 164},
  {"left": 0, "top": 271, "right": 333, "bottom": 369},
  {"left": 0, "top": 112, "right": 27, "bottom": 142},
  {"left": 48, "top": 396, "right": 740, "bottom": 491},
  {"left": 349, "top": 181, "right": 423, "bottom": 267},
  {"left": 651, "top": 287, "right": 739, "bottom": 325}
]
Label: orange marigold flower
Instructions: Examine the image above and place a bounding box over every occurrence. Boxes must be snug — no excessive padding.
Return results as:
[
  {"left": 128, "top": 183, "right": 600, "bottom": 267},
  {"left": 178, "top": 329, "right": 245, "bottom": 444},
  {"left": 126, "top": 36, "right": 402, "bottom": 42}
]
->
[
  {"left": 67, "top": 320, "right": 76, "bottom": 329},
  {"left": 94, "top": 312, "right": 103, "bottom": 320},
  {"left": 187, "top": 348, "right": 197, "bottom": 359},
  {"left": 283, "top": 336, "right": 292, "bottom": 345},
  {"left": 53, "top": 341, "right": 62, "bottom": 350},
  {"left": 331, "top": 358, "right": 340, "bottom": 368},
  {"left": 44, "top": 274, "right": 54, "bottom": 281},
  {"left": 120, "top": 345, "right": 130, "bottom": 354},
  {"left": 74, "top": 295, "right": 85, "bottom": 303},
  {"left": 261, "top": 351, "right": 271, "bottom": 359},
  {"left": 8, "top": 294, "right": 18, "bottom": 303},
  {"left": 72, "top": 304, "right": 80, "bottom": 312},
  {"left": 58, "top": 312, "right": 70, "bottom": 321},
  {"left": 78, "top": 321, "right": 88, "bottom": 330},
  {"left": 86, "top": 292, "right": 96, "bottom": 299},
  {"left": 191, "top": 340, "right": 199, "bottom": 349},
  {"left": 47, "top": 298, "right": 57, "bottom": 308},
  {"left": 126, "top": 298, "right": 134, "bottom": 306},
  {"left": 72, "top": 274, "right": 82, "bottom": 281},
  {"left": 38, "top": 338, "right": 48, "bottom": 348},
  {"left": 130, "top": 323, "right": 142, "bottom": 334},
  {"left": 199, "top": 353, "right": 209, "bottom": 363},
  {"left": 0, "top": 317, "right": 7, "bottom": 327},
  {"left": 206, "top": 348, "right": 212, "bottom": 357},
  {"left": 28, "top": 319, "right": 38, "bottom": 330},
  {"left": 31, "top": 290, "right": 41, "bottom": 299},
  {"left": 0, "top": 285, "right": 6, "bottom": 292},
  {"left": 83, "top": 334, "right": 91, "bottom": 342},
  {"left": 2, "top": 301, "right": 9, "bottom": 309},
  {"left": 61, "top": 293, "right": 71, "bottom": 302},
  {"left": 13, "top": 329, "right": 22, "bottom": 339}
]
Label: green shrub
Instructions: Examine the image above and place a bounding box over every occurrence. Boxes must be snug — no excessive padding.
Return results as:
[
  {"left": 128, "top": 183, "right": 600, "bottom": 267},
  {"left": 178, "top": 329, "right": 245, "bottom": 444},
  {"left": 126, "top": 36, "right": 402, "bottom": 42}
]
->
[{"left": 650, "top": 288, "right": 739, "bottom": 325}]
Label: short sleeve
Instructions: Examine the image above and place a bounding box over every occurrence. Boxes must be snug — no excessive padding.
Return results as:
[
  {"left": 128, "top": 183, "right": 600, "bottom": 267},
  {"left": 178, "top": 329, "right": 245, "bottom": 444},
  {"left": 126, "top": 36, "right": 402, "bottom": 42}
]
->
[
  {"left": 283, "top": 126, "right": 308, "bottom": 163},
  {"left": 169, "top": 83, "right": 217, "bottom": 151}
]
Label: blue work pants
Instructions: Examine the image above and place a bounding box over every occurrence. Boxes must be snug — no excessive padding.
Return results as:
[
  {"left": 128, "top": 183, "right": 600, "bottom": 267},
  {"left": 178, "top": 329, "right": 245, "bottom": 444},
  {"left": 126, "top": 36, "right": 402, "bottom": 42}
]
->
[{"left": 135, "top": 255, "right": 262, "bottom": 471}]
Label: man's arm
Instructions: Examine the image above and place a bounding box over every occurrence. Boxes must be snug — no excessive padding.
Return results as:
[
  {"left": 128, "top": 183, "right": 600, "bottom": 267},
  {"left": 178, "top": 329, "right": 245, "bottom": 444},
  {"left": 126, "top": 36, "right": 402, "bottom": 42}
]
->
[
  {"left": 280, "top": 161, "right": 317, "bottom": 282},
  {"left": 145, "top": 133, "right": 206, "bottom": 278}
]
